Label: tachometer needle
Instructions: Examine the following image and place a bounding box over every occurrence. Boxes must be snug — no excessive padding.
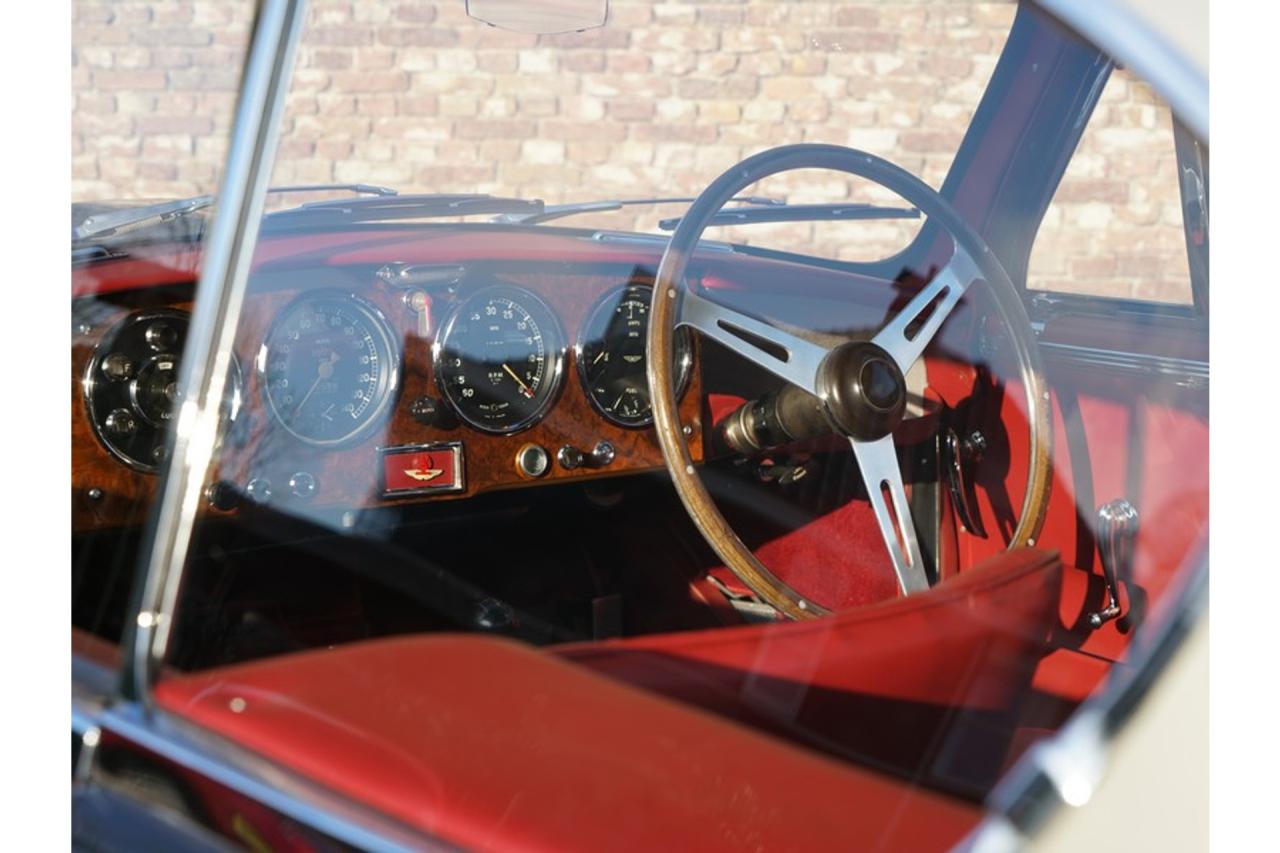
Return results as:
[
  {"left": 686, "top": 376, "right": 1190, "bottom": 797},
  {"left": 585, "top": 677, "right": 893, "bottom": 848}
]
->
[{"left": 502, "top": 363, "right": 535, "bottom": 398}]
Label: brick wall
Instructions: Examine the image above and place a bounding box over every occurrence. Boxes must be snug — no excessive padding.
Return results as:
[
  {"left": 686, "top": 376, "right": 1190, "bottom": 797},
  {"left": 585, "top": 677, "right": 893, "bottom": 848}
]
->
[{"left": 72, "top": 0, "right": 1191, "bottom": 302}]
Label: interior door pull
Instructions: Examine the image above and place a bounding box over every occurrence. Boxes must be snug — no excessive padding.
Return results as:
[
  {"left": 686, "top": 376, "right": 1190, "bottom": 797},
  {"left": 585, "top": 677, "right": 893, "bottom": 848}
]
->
[{"left": 1089, "top": 499, "right": 1139, "bottom": 628}]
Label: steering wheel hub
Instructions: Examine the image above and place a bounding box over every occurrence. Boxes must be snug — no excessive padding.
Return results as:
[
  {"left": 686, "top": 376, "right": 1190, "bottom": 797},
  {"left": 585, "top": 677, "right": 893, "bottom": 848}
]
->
[{"left": 817, "top": 341, "right": 906, "bottom": 441}]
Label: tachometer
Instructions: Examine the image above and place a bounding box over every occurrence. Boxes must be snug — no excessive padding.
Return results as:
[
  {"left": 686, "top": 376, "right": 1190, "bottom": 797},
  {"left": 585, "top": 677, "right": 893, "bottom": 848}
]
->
[
  {"left": 577, "top": 285, "right": 693, "bottom": 427},
  {"left": 259, "top": 293, "right": 400, "bottom": 447},
  {"left": 434, "top": 285, "right": 565, "bottom": 434}
]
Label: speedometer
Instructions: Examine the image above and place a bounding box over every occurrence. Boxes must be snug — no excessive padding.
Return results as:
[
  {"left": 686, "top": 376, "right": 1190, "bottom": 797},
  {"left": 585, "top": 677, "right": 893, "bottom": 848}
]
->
[
  {"left": 434, "top": 285, "right": 565, "bottom": 434},
  {"left": 259, "top": 292, "right": 400, "bottom": 447}
]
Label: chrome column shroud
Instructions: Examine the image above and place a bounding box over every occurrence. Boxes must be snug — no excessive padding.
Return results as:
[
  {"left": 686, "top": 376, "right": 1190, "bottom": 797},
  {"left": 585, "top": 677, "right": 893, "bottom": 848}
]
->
[{"left": 124, "top": 0, "right": 309, "bottom": 705}]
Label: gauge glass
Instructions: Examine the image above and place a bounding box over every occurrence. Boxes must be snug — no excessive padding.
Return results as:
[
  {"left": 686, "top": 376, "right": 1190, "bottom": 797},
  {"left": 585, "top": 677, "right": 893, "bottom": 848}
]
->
[
  {"left": 84, "top": 309, "right": 242, "bottom": 472},
  {"left": 435, "top": 286, "right": 565, "bottom": 434},
  {"left": 260, "top": 293, "right": 399, "bottom": 446},
  {"left": 577, "top": 284, "right": 693, "bottom": 427}
]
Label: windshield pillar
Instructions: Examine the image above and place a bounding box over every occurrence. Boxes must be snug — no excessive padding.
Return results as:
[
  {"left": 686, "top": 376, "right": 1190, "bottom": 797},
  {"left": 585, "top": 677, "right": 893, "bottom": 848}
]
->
[{"left": 120, "top": 0, "right": 309, "bottom": 705}]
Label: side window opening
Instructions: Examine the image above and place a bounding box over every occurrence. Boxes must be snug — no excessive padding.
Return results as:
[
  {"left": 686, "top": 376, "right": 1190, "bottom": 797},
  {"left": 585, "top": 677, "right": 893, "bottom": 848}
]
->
[{"left": 1027, "top": 69, "right": 1194, "bottom": 306}]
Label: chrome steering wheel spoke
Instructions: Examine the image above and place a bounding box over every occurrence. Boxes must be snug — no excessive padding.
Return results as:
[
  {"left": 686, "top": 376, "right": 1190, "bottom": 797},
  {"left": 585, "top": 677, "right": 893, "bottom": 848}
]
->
[
  {"left": 849, "top": 435, "right": 930, "bottom": 594},
  {"left": 677, "top": 284, "right": 830, "bottom": 396},
  {"left": 872, "top": 245, "right": 982, "bottom": 374},
  {"left": 676, "top": 248, "right": 978, "bottom": 598}
]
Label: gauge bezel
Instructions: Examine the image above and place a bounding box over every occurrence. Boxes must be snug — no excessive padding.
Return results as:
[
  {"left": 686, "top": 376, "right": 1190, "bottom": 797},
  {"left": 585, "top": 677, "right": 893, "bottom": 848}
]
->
[
  {"left": 433, "top": 284, "right": 567, "bottom": 435},
  {"left": 257, "top": 291, "right": 402, "bottom": 448},
  {"left": 83, "top": 308, "right": 243, "bottom": 473},
  {"left": 575, "top": 283, "right": 694, "bottom": 428}
]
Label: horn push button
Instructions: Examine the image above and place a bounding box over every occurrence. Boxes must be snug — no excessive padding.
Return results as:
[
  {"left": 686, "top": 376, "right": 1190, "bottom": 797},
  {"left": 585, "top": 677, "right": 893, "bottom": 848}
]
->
[{"left": 817, "top": 342, "right": 907, "bottom": 441}]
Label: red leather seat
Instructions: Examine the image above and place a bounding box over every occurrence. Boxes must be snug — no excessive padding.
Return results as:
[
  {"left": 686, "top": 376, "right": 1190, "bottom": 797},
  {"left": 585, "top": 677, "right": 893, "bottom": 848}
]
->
[
  {"left": 154, "top": 548, "right": 1058, "bottom": 850},
  {"left": 156, "top": 638, "right": 982, "bottom": 851},
  {"left": 555, "top": 548, "right": 1063, "bottom": 795}
]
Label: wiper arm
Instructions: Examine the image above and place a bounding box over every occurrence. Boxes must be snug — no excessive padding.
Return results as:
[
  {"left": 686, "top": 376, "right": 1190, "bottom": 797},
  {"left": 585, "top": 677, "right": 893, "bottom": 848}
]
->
[
  {"left": 657, "top": 203, "right": 920, "bottom": 231},
  {"left": 72, "top": 195, "right": 215, "bottom": 242},
  {"left": 493, "top": 195, "right": 785, "bottom": 226},
  {"left": 267, "top": 193, "right": 545, "bottom": 225},
  {"left": 267, "top": 183, "right": 397, "bottom": 197},
  {"left": 71, "top": 183, "right": 400, "bottom": 243}
]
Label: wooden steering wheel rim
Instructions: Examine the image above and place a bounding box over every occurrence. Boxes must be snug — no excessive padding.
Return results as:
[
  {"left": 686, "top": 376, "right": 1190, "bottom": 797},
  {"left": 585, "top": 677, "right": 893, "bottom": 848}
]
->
[{"left": 647, "top": 144, "right": 1053, "bottom": 620}]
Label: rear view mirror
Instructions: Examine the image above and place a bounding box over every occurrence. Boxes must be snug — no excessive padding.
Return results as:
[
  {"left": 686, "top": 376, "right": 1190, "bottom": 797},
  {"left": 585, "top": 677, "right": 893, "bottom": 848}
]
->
[{"left": 465, "top": 0, "right": 608, "bottom": 34}]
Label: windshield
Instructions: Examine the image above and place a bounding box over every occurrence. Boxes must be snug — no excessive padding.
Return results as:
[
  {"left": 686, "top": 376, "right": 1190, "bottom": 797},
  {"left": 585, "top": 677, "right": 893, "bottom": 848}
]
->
[{"left": 71, "top": 2, "right": 1207, "bottom": 849}]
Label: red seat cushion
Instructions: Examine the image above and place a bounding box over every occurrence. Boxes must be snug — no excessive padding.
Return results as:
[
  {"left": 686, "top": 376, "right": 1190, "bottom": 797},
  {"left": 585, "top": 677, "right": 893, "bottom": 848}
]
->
[{"left": 156, "top": 635, "right": 983, "bottom": 851}]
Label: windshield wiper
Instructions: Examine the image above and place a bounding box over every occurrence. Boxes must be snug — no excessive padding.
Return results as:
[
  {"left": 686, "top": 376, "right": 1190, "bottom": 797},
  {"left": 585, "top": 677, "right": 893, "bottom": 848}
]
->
[
  {"left": 267, "top": 183, "right": 398, "bottom": 197},
  {"left": 265, "top": 193, "right": 545, "bottom": 225},
  {"left": 657, "top": 202, "right": 920, "bottom": 231},
  {"left": 71, "top": 183, "right": 400, "bottom": 243},
  {"left": 492, "top": 195, "right": 785, "bottom": 226},
  {"left": 72, "top": 195, "right": 215, "bottom": 243}
]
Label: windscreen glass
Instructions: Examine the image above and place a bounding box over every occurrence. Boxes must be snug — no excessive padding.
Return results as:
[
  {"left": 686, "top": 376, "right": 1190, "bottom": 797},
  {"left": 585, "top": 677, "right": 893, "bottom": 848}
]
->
[{"left": 71, "top": 2, "right": 1207, "bottom": 844}]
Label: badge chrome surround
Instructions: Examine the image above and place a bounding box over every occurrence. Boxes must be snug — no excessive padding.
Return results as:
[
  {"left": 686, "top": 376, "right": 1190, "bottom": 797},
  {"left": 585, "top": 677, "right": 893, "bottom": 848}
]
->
[{"left": 379, "top": 442, "right": 466, "bottom": 498}]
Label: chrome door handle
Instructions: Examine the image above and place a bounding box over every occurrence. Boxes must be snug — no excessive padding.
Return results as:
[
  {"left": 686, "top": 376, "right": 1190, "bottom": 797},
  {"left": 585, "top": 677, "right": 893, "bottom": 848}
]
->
[{"left": 1089, "top": 499, "right": 1139, "bottom": 628}]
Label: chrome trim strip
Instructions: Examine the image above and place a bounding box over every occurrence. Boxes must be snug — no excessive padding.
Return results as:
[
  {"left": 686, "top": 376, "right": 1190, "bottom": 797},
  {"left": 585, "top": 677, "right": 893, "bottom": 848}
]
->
[
  {"left": 1034, "top": 0, "right": 1208, "bottom": 143},
  {"left": 1040, "top": 341, "right": 1209, "bottom": 386},
  {"left": 590, "top": 230, "right": 736, "bottom": 253},
  {"left": 126, "top": 0, "right": 307, "bottom": 704},
  {"left": 95, "top": 703, "right": 441, "bottom": 852},
  {"left": 73, "top": 655, "right": 111, "bottom": 785}
]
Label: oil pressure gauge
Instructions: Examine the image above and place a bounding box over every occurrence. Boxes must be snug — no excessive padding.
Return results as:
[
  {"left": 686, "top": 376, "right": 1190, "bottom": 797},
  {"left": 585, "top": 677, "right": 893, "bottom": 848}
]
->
[{"left": 577, "top": 284, "right": 692, "bottom": 428}]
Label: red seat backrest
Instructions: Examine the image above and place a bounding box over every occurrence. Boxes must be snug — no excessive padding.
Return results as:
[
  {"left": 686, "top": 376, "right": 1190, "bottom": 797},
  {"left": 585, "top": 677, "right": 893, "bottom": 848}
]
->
[{"left": 555, "top": 547, "right": 1063, "bottom": 795}]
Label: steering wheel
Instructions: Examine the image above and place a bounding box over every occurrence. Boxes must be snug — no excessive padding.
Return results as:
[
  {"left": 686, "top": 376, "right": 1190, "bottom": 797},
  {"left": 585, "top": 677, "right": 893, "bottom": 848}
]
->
[{"left": 648, "top": 144, "right": 1052, "bottom": 620}]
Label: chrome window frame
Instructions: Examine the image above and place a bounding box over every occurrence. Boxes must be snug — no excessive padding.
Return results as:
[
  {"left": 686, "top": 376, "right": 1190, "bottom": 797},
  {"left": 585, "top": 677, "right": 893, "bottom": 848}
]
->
[
  {"left": 75, "top": 2, "right": 452, "bottom": 847},
  {"left": 119, "top": 0, "right": 308, "bottom": 706},
  {"left": 1034, "top": 0, "right": 1208, "bottom": 142}
]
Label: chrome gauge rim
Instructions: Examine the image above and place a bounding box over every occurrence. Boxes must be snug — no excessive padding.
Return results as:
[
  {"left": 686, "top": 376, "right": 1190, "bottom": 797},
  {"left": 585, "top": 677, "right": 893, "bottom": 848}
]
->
[
  {"left": 575, "top": 283, "right": 693, "bottom": 428},
  {"left": 257, "top": 291, "right": 401, "bottom": 448},
  {"left": 433, "top": 284, "right": 567, "bottom": 435},
  {"left": 83, "top": 309, "right": 243, "bottom": 474}
]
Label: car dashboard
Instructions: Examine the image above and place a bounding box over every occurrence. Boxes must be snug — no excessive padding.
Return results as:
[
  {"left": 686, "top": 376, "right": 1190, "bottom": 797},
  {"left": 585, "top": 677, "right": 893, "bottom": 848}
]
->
[{"left": 72, "top": 227, "right": 739, "bottom": 533}]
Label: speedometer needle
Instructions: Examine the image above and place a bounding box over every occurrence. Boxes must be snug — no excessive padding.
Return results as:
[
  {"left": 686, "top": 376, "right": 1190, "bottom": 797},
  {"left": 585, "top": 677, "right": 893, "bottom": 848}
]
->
[
  {"left": 502, "top": 363, "right": 534, "bottom": 398},
  {"left": 293, "top": 351, "right": 339, "bottom": 417}
]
